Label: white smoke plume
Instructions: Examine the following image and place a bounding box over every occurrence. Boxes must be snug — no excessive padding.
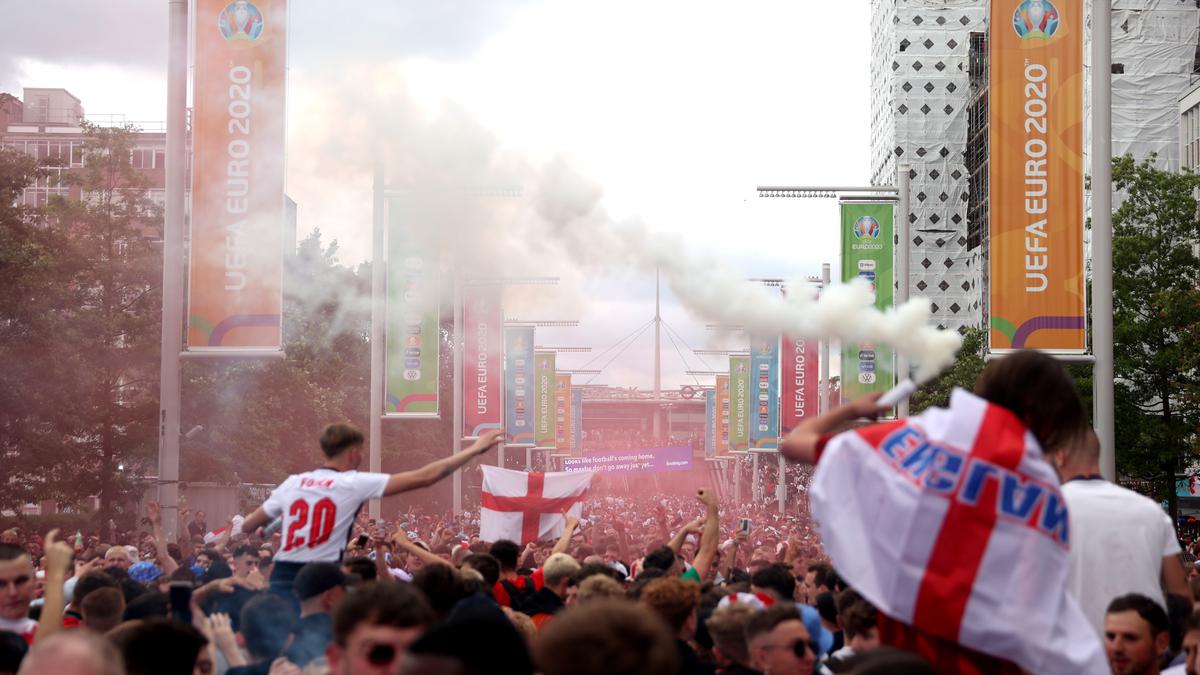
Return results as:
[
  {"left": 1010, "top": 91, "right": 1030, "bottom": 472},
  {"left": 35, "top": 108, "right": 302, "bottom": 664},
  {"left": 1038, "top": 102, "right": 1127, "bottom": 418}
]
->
[
  {"left": 521, "top": 159, "right": 962, "bottom": 382},
  {"left": 285, "top": 66, "right": 962, "bottom": 384}
]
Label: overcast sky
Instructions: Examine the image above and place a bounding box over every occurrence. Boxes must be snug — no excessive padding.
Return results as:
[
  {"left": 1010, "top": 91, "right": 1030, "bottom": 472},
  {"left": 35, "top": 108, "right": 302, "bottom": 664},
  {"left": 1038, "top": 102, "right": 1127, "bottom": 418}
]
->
[{"left": 1, "top": 0, "right": 870, "bottom": 390}]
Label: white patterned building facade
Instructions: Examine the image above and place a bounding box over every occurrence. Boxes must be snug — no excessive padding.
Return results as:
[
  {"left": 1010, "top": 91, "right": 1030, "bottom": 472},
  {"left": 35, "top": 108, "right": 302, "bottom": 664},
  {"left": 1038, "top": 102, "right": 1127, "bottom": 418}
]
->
[
  {"left": 870, "top": 0, "right": 987, "bottom": 331},
  {"left": 870, "top": 0, "right": 1200, "bottom": 333}
]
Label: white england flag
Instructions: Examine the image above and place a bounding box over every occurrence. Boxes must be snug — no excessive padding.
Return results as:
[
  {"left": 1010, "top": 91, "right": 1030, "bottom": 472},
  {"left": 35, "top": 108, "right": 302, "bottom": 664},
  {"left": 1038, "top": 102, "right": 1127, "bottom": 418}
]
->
[
  {"left": 810, "top": 388, "right": 1107, "bottom": 674},
  {"left": 480, "top": 466, "right": 592, "bottom": 545}
]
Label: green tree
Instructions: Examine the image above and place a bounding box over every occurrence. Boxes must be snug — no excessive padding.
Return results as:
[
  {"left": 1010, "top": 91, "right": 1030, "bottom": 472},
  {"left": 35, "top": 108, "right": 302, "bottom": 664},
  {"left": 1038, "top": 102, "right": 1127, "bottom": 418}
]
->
[
  {"left": 0, "top": 148, "right": 69, "bottom": 510},
  {"left": 1110, "top": 154, "right": 1200, "bottom": 516},
  {"left": 0, "top": 125, "right": 163, "bottom": 535},
  {"left": 181, "top": 230, "right": 372, "bottom": 485},
  {"left": 178, "top": 230, "right": 458, "bottom": 515},
  {"left": 909, "top": 326, "right": 987, "bottom": 415}
]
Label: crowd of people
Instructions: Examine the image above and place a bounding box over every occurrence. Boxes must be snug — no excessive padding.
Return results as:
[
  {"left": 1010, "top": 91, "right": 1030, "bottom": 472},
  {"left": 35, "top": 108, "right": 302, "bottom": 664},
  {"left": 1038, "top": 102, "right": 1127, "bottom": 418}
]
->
[{"left": 0, "top": 351, "right": 1197, "bottom": 674}]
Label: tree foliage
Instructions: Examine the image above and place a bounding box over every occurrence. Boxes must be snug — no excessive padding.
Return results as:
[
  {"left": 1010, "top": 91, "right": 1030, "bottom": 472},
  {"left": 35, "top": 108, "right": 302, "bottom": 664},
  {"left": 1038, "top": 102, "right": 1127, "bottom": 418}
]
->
[
  {"left": 0, "top": 124, "right": 163, "bottom": 535},
  {"left": 1110, "top": 155, "right": 1200, "bottom": 509},
  {"left": 178, "top": 231, "right": 456, "bottom": 513},
  {"left": 0, "top": 148, "right": 64, "bottom": 510},
  {"left": 909, "top": 327, "right": 987, "bottom": 415}
]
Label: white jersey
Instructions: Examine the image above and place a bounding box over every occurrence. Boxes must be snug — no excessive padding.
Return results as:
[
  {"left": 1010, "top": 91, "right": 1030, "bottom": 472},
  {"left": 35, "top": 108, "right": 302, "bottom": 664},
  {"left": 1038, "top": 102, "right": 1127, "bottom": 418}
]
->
[{"left": 264, "top": 468, "right": 389, "bottom": 563}]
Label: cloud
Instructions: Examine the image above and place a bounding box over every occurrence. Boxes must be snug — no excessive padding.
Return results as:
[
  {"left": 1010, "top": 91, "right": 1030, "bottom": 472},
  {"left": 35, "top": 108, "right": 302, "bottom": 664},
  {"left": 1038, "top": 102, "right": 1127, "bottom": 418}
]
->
[
  {"left": 0, "top": 1, "right": 534, "bottom": 98},
  {"left": 289, "top": 1, "right": 536, "bottom": 67},
  {"left": 0, "top": 2, "right": 167, "bottom": 73}
]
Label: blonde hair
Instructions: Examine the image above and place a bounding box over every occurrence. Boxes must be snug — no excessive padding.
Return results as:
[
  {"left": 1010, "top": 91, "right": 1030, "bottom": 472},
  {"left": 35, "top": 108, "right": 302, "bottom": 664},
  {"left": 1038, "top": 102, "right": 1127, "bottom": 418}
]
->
[
  {"left": 542, "top": 552, "right": 581, "bottom": 586},
  {"left": 104, "top": 546, "right": 130, "bottom": 560}
]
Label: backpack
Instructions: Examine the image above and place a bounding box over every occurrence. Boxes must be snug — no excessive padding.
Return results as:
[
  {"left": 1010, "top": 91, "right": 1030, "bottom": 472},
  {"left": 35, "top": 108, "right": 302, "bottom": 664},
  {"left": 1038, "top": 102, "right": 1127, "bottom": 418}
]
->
[{"left": 499, "top": 575, "right": 537, "bottom": 612}]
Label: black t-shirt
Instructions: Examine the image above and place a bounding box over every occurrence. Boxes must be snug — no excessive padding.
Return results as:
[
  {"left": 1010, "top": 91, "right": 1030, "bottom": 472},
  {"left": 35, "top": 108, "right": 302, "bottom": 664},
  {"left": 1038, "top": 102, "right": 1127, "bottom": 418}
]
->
[{"left": 676, "top": 639, "right": 716, "bottom": 675}]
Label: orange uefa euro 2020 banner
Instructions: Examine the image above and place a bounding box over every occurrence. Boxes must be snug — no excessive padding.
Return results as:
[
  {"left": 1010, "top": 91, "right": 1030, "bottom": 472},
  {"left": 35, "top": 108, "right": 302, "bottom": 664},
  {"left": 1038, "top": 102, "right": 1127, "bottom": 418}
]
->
[
  {"left": 989, "top": 0, "right": 1086, "bottom": 352},
  {"left": 188, "top": 0, "right": 286, "bottom": 350}
]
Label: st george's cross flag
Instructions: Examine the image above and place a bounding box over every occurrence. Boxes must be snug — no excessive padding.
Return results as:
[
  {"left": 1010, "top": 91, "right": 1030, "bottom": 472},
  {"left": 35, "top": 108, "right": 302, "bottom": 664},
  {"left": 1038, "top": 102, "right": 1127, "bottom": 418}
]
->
[
  {"left": 810, "top": 388, "right": 1108, "bottom": 674},
  {"left": 480, "top": 466, "right": 592, "bottom": 545}
]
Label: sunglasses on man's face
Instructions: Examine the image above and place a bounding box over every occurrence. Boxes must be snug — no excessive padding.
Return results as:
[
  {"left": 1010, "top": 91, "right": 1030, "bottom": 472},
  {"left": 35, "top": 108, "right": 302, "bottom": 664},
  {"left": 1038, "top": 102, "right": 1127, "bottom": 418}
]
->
[
  {"left": 790, "top": 639, "right": 820, "bottom": 659},
  {"left": 366, "top": 643, "right": 398, "bottom": 666}
]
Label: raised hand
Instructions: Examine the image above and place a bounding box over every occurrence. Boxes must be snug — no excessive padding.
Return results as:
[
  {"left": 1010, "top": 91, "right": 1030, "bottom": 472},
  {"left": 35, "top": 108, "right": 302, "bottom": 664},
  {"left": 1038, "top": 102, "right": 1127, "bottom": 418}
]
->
[
  {"left": 471, "top": 429, "right": 506, "bottom": 455},
  {"left": 43, "top": 530, "right": 73, "bottom": 578},
  {"left": 209, "top": 612, "right": 243, "bottom": 664},
  {"left": 848, "top": 391, "right": 890, "bottom": 419}
]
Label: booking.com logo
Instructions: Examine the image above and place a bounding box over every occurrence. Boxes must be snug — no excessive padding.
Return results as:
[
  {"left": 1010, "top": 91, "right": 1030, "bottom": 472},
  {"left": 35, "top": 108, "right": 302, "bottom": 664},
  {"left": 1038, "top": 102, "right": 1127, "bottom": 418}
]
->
[{"left": 1013, "top": 0, "right": 1060, "bottom": 40}]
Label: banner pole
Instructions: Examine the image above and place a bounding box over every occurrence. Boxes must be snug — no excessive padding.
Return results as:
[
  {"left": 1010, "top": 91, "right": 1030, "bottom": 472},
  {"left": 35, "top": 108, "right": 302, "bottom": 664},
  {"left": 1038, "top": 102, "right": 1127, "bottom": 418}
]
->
[
  {"left": 752, "top": 453, "right": 759, "bottom": 503},
  {"left": 1092, "top": 0, "right": 1116, "bottom": 481},
  {"left": 157, "top": 0, "right": 188, "bottom": 543},
  {"left": 776, "top": 453, "right": 785, "bottom": 514},
  {"left": 369, "top": 164, "right": 385, "bottom": 521},
  {"left": 452, "top": 276, "right": 464, "bottom": 516},
  {"left": 896, "top": 163, "right": 911, "bottom": 417},
  {"left": 820, "top": 263, "right": 831, "bottom": 413}
]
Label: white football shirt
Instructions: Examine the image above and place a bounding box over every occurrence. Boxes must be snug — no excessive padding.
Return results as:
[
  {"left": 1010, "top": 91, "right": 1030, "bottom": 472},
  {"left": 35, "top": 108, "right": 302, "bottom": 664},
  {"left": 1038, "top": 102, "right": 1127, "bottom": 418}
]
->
[
  {"left": 264, "top": 468, "right": 389, "bottom": 563},
  {"left": 1062, "top": 478, "right": 1182, "bottom": 636}
]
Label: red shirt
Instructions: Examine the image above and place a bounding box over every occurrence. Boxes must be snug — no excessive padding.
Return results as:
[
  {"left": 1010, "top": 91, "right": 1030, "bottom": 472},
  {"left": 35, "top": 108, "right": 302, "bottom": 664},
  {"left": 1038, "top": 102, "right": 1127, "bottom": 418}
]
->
[{"left": 491, "top": 567, "right": 544, "bottom": 607}]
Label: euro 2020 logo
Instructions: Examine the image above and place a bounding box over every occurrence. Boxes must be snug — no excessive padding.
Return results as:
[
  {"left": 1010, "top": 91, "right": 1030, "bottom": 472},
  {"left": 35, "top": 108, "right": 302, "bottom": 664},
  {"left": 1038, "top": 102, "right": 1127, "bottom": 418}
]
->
[
  {"left": 219, "top": 0, "right": 265, "bottom": 42},
  {"left": 1013, "top": 0, "right": 1060, "bottom": 40},
  {"left": 853, "top": 216, "right": 881, "bottom": 240}
]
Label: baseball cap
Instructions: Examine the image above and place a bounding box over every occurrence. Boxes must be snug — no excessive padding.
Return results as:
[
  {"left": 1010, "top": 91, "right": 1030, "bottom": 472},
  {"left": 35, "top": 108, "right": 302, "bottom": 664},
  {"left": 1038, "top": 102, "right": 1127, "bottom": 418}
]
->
[
  {"left": 293, "top": 562, "right": 349, "bottom": 601},
  {"left": 129, "top": 561, "right": 163, "bottom": 584},
  {"left": 797, "top": 603, "right": 835, "bottom": 656}
]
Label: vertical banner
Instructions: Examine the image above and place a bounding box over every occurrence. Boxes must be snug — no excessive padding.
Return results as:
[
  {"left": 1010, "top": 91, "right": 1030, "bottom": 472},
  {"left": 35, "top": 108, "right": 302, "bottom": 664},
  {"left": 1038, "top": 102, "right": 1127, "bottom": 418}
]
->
[
  {"left": 384, "top": 200, "right": 440, "bottom": 416},
  {"left": 716, "top": 374, "right": 731, "bottom": 457},
  {"left": 463, "top": 285, "right": 503, "bottom": 437},
  {"left": 704, "top": 389, "right": 716, "bottom": 459},
  {"left": 534, "top": 352, "right": 557, "bottom": 448},
  {"left": 989, "top": 0, "right": 1085, "bottom": 352},
  {"left": 504, "top": 327, "right": 535, "bottom": 445},
  {"left": 749, "top": 336, "right": 780, "bottom": 450},
  {"left": 188, "top": 0, "right": 286, "bottom": 350},
  {"left": 781, "top": 335, "right": 818, "bottom": 433},
  {"left": 571, "top": 387, "right": 583, "bottom": 456},
  {"left": 840, "top": 202, "right": 894, "bottom": 400},
  {"left": 729, "top": 355, "right": 751, "bottom": 453},
  {"left": 555, "top": 374, "right": 572, "bottom": 452}
]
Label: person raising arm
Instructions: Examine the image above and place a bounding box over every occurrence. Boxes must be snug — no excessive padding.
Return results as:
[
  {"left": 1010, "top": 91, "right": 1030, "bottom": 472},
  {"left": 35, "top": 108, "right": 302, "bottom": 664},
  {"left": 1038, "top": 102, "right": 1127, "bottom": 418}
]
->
[
  {"left": 239, "top": 423, "right": 502, "bottom": 596},
  {"left": 778, "top": 393, "right": 888, "bottom": 465},
  {"left": 678, "top": 489, "right": 719, "bottom": 582},
  {"left": 692, "top": 488, "right": 720, "bottom": 581}
]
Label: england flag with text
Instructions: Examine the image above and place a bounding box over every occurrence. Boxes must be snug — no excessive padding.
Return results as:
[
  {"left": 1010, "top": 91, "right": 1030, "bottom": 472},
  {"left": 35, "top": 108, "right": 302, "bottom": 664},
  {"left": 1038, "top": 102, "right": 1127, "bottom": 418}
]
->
[
  {"left": 480, "top": 466, "right": 592, "bottom": 545},
  {"left": 811, "top": 389, "right": 1107, "bottom": 674}
]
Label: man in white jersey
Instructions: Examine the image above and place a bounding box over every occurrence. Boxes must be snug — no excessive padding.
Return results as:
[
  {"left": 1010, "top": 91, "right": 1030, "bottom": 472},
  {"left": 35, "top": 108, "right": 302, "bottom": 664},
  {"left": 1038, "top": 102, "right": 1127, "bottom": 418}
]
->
[
  {"left": 241, "top": 423, "right": 503, "bottom": 596},
  {"left": 1053, "top": 429, "right": 1189, "bottom": 637}
]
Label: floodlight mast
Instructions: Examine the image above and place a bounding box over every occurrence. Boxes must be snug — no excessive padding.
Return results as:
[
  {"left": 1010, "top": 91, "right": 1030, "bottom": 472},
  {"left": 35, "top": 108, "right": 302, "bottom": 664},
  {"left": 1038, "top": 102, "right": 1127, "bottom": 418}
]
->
[{"left": 755, "top": 178, "right": 908, "bottom": 416}]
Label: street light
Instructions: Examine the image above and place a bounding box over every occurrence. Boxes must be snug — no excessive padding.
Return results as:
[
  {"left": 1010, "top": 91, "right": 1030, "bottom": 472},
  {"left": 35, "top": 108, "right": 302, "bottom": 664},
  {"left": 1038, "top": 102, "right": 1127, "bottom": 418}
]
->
[
  {"left": 755, "top": 174, "right": 911, "bottom": 416},
  {"left": 505, "top": 320, "right": 580, "bottom": 327}
]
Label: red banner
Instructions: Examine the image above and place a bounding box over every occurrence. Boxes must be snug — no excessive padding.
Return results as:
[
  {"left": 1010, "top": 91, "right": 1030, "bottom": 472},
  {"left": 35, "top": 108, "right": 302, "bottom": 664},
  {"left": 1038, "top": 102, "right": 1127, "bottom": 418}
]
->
[
  {"left": 781, "top": 335, "right": 818, "bottom": 433},
  {"left": 187, "top": 0, "right": 286, "bottom": 350},
  {"left": 464, "top": 285, "right": 503, "bottom": 438}
]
